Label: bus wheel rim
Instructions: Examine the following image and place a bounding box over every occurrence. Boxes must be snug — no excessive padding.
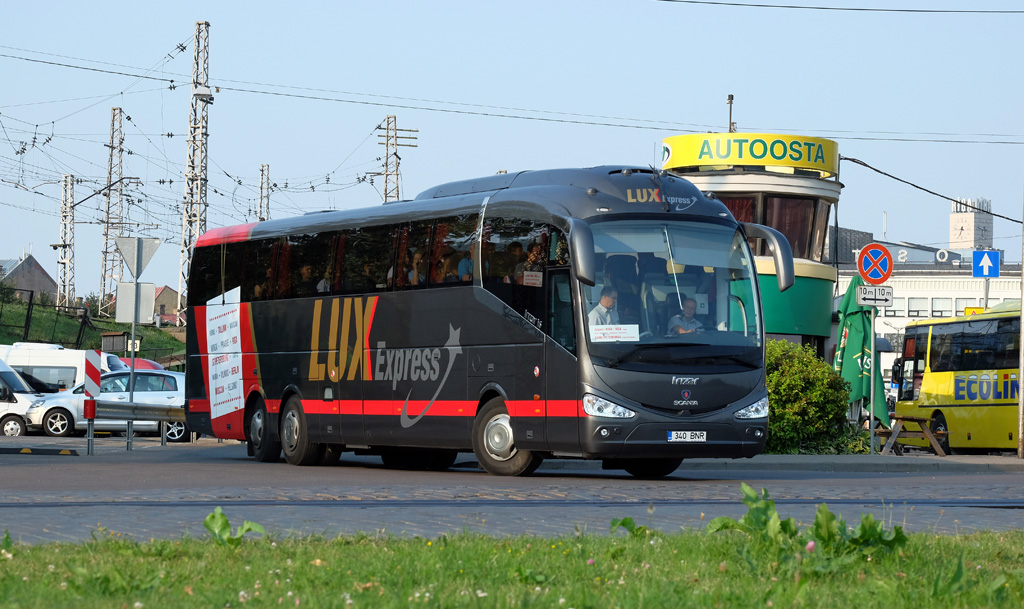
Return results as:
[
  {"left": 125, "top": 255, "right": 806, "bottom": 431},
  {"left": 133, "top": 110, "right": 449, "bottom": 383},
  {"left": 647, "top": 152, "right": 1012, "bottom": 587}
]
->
[
  {"left": 282, "top": 409, "right": 301, "bottom": 452},
  {"left": 483, "top": 413, "right": 516, "bottom": 461},
  {"left": 251, "top": 409, "right": 266, "bottom": 446}
]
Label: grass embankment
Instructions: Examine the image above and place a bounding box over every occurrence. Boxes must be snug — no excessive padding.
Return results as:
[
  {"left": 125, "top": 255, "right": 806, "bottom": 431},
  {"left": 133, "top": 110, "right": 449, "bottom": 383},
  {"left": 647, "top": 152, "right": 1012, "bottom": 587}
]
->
[
  {"left": 0, "top": 299, "right": 183, "bottom": 364},
  {"left": 2, "top": 486, "right": 1022, "bottom": 608}
]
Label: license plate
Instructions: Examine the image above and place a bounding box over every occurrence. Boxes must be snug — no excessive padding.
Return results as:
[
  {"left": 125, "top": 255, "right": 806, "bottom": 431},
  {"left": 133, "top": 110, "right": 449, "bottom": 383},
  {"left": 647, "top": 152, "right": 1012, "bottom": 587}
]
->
[{"left": 668, "top": 430, "right": 706, "bottom": 443}]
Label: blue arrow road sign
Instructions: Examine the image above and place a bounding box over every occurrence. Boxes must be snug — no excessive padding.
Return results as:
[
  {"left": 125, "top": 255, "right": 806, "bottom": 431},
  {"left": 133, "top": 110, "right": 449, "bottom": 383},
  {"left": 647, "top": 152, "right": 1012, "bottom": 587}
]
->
[{"left": 973, "top": 250, "right": 1000, "bottom": 278}]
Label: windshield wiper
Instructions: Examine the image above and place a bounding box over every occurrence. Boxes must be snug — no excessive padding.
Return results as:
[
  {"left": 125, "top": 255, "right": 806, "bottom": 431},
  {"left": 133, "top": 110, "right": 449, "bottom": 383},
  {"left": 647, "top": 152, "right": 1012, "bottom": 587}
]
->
[{"left": 603, "top": 347, "right": 643, "bottom": 369}]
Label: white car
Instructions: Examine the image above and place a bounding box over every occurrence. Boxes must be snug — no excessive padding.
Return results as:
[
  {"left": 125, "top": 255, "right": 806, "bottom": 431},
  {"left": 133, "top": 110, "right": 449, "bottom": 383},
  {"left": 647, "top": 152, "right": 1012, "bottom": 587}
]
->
[
  {"left": 26, "top": 370, "right": 189, "bottom": 441},
  {"left": 0, "top": 358, "right": 44, "bottom": 437}
]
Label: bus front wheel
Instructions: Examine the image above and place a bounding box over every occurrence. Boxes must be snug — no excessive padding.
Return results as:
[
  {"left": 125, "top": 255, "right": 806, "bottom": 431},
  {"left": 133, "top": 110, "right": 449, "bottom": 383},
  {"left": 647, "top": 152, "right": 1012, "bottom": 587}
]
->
[
  {"left": 248, "top": 397, "right": 281, "bottom": 463},
  {"left": 472, "top": 398, "right": 542, "bottom": 476},
  {"left": 930, "top": 412, "right": 951, "bottom": 455},
  {"left": 280, "top": 395, "right": 324, "bottom": 466}
]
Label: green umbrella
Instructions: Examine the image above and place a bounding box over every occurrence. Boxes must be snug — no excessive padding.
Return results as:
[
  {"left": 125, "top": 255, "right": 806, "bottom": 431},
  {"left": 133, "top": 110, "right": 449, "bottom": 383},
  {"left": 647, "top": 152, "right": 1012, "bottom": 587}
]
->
[{"left": 834, "top": 275, "right": 890, "bottom": 427}]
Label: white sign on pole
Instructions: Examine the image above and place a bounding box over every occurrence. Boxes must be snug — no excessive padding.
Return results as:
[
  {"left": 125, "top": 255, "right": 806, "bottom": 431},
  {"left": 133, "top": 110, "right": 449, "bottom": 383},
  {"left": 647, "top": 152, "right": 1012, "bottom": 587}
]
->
[
  {"left": 115, "top": 282, "right": 156, "bottom": 323},
  {"left": 856, "top": 285, "right": 894, "bottom": 308}
]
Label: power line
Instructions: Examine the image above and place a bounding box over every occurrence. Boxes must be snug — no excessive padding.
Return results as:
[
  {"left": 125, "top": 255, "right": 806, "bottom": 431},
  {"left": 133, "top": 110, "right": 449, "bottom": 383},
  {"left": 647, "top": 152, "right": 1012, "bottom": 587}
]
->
[
  {"left": 655, "top": 1, "right": 1024, "bottom": 14},
  {"left": 841, "top": 155, "right": 1023, "bottom": 225}
]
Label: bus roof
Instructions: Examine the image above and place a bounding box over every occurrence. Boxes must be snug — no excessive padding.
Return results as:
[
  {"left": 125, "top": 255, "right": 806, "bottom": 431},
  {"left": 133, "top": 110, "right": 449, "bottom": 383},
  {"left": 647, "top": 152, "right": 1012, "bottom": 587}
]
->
[
  {"left": 195, "top": 165, "right": 729, "bottom": 248},
  {"left": 905, "top": 300, "right": 1021, "bottom": 328}
]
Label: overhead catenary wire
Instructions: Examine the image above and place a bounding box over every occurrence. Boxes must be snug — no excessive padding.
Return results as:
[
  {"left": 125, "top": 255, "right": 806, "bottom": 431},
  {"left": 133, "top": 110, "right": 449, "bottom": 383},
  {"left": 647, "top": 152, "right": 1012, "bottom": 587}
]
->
[
  {"left": 841, "top": 155, "right": 1023, "bottom": 225},
  {"left": 654, "top": 1, "right": 1024, "bottom": 14}
]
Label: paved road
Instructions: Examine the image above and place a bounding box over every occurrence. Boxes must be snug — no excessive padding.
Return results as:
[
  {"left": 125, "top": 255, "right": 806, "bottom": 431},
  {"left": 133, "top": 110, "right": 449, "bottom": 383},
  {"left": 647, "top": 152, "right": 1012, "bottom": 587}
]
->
[{"left": 3, "top": 434, "right": 1024, "bottom": 544}]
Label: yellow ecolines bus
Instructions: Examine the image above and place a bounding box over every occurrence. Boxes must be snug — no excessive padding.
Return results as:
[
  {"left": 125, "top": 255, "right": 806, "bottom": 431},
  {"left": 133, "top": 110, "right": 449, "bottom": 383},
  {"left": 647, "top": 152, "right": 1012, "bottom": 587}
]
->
[{"left": 892, "top": 302, "right": 1020, "bottom": 454}]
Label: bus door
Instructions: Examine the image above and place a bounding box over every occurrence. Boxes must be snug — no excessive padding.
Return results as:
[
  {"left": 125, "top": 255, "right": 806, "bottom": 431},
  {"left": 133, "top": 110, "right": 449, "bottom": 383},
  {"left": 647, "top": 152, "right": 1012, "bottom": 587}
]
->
[{"left": 545, "top": 268, "right": 581, "bottom": 453}]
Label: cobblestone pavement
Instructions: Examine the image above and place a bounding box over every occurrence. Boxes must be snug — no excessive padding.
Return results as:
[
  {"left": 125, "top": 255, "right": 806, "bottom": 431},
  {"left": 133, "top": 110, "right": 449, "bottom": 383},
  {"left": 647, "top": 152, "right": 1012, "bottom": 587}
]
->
[{"left": 3, "top": 435, "right": 1024, "bottom": 543}]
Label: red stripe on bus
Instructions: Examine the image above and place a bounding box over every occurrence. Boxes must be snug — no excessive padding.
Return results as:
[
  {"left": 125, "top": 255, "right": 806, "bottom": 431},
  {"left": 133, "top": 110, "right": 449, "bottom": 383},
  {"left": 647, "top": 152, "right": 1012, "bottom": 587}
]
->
[
  {"left": 364, "top": 296, "right": 378, "bottom": 380},
  {"left": 359, "top": 400, "right": 477, "bottom": 417},
  {"left": 196, "top": 223, "right": 257, "bottom": 247},
  {"left": 547, "top": 400, "right": 583, "bottom": 417},
  {"left": 190, "top": 397, "right": 211, "bottom": 413},
  {"left": 507, "top": 400, "right": 545, "bottom": 417}
]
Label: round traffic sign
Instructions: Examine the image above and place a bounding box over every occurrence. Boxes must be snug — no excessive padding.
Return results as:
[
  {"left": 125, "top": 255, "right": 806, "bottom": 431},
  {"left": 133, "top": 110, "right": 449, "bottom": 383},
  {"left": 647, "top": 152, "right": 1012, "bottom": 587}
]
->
[{"left": 857, "top": 243, "right": 893, "bottom": 285}]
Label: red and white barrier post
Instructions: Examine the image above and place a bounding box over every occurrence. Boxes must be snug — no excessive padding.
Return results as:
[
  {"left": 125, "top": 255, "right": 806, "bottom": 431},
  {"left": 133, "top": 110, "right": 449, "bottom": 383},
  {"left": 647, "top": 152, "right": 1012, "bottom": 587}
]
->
[{"left": 84, "top": 349, "right": 101, "bottom": 456}]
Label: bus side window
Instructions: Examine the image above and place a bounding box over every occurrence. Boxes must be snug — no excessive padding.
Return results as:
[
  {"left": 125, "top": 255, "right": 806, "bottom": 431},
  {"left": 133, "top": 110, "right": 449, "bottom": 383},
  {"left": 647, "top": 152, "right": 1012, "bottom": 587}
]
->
[
  {"left": 187, "top": 244, "right": 223, "bottom": 307},
  {"left": 343, "top": 226, "right": 393, "bottom": 293},
  {"left": 245, "top": 239, "right": 275, "bottom": 301},
  {"left": 430, "top": 214, "right": 478, "bottom": 287}
]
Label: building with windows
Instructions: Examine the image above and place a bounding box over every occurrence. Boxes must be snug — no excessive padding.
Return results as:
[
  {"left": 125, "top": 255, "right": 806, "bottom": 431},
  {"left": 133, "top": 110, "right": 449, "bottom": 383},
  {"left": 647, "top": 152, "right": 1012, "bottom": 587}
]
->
[{"left": 829, "top": 199, "right": 1017, "bottom": 379}]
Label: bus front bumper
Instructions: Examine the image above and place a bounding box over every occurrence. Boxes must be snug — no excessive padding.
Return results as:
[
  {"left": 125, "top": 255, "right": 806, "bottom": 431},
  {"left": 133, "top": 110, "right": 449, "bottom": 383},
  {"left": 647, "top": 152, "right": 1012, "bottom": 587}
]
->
[{"left": 580, "top": 419, "right": 767, "bottom": 459}]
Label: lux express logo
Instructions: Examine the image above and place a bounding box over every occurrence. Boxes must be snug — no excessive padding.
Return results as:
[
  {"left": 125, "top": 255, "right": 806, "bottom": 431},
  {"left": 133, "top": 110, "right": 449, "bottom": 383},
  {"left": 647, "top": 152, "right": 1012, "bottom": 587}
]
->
[
  {"left": 374, "top": 325, "right": 463, "bottom": 428},
  {"left": 625, "top": 188, "right": 698, "bottom": 211},
  {"left": 306, "top": 297, "right": 463, "bottom": 428}
]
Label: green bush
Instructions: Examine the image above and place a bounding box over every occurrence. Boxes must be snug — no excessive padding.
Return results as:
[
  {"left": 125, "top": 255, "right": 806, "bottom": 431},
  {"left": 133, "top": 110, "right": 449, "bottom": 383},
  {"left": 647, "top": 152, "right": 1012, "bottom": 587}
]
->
[{"left": 765, "top": 339, "right": 851, "bottom": 454}]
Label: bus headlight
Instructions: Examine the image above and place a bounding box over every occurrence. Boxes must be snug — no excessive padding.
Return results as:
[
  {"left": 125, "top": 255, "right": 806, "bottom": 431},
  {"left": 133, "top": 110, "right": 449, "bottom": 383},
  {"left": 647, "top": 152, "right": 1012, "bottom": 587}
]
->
[
  {"left": 735, "top": 396, "right": 769, "bottom": 419},
  {"left": 582, "top": 394, "right": 636, "bottom": 419}
]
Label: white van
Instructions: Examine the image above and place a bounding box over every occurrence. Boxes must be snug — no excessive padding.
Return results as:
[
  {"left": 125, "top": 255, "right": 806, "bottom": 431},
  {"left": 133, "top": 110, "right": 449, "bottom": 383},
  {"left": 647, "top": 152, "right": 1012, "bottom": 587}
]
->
[
  {"left": 0, "top": 343, "right": 127, "bottom": 394},
  {"left": 0, "top": 357, "right": 43, "bottom": 436}
]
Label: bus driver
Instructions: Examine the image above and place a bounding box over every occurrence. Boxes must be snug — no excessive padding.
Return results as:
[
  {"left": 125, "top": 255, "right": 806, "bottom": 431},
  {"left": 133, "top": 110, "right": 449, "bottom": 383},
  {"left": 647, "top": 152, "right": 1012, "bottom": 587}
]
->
[{"left": 588, "top": 286, "right": 619, "bottom": 325}]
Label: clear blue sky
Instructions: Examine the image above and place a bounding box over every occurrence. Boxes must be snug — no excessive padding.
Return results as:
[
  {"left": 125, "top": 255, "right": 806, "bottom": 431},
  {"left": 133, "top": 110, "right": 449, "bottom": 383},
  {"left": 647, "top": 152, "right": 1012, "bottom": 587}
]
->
[{"left": 1, "top": 1, "right": 1022, "bottom": 297}]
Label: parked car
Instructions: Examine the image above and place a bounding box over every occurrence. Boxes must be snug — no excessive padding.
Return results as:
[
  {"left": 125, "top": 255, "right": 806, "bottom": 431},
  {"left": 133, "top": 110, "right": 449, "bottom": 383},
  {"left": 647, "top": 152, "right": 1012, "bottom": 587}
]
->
[
  {"left": 118, "top": 357, "right": 165, "bottom": 370},
  {"left": 0, "top": 357, "right": 45, "bottom": 437},
  {"left": 0, "top": 342, "right": 126, "bottom": 394},
  {"left": 25, "top": 370, "right": 189, "bottom": 441}
]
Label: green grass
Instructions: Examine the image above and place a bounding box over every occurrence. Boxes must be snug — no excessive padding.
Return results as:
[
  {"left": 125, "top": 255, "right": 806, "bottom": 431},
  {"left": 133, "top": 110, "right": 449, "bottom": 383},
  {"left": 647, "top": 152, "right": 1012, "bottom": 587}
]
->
[
  {"left": 1, "top": 525, "right": 1022, "bottom": 608},
  {"left": 2, "top": 488, "right": 1024, "bottom": 608},
  {"left": 0, "top": 298, "right": 184, "bottom": 365}
]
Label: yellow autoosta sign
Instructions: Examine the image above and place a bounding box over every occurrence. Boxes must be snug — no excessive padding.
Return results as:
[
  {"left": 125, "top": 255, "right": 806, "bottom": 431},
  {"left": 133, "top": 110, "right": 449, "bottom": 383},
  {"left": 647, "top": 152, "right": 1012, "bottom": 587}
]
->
[{"left": 662, "top": 133, "right": 839, "bottom": 177}]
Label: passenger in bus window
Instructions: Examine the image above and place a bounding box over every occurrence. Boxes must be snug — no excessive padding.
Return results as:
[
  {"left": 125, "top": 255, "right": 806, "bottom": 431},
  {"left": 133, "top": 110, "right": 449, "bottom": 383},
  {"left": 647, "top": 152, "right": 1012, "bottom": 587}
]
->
[
  {"left": 295, "top": 264, "right": 318, "bottom": 297},
  {"left": 588, "top": 286, "right": 619, "bottom": 325},
  {"left": 668, "top": 298, "right": 703, "bottom": 334},
  {"left": 458, "top": 249, "right": 474, "bottom": 281},
  {"left": 253, "top": 268, "right": 272, "bottom": 300},
  {"left": 409, "top": 251, "right": 426, "bottom": 286},
  {"left": 516, "top": 242, "right": 544, "bottom": 284}
]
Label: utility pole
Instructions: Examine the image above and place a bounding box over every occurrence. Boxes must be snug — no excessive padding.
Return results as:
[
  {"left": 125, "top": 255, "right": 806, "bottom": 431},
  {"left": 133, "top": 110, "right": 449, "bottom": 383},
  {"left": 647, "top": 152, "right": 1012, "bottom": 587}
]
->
[
  {"left": 177, "top": 20, "right": 212, "bottom": 325},
  {"left": 99, "top": 107, "right": 125, "bottom": 317},
  {"left": 55, "top": 174, "right": 75, "bottom": 308},
  {"left": 376, "top": 116, "right": 417, "bottom": 202},
  {"left": 258, "top": 164, "right": 270, "bottom": 221},
  {"left": 727, "top": 94, "right": 736, "bottom": 133}
]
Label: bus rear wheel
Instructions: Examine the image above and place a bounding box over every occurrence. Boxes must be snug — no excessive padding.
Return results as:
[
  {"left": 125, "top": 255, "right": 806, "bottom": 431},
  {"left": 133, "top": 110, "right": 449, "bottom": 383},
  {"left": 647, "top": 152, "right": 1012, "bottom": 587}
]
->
[
  {"left": 622, "top": 458, "right": 683, "bottom": 479},
  {"left": 280, "top": 395, "right": 324, "bottom": 466},
  {"left": 472, "top": 398, "right": 542, "bottom": 476},
  {"left": 248, "top": 397, "right": 281, "bottom": 463}
]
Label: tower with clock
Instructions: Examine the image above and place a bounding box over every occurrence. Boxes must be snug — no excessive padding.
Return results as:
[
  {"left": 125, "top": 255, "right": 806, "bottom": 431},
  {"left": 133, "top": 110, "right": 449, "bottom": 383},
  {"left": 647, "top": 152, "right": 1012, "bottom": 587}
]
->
[{"left": 949, "top": 198, "right": 993, "bottom": 251}]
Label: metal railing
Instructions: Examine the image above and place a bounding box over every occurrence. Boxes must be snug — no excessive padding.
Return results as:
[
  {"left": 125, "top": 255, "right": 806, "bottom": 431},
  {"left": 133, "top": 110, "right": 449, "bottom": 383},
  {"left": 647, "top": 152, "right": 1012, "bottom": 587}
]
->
[{"left": 87, "top": 400, "right": 186, "bottom": 455}]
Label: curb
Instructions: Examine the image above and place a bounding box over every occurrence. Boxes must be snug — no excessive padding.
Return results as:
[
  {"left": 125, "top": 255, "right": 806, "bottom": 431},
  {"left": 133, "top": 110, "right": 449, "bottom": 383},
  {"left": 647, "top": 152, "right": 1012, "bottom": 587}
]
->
[
  {"left": 537, "top": 453, "right": 1024, "bottom": 474},
  {"left": 0, "top": 447, "right": 79, "bottom": 456}
]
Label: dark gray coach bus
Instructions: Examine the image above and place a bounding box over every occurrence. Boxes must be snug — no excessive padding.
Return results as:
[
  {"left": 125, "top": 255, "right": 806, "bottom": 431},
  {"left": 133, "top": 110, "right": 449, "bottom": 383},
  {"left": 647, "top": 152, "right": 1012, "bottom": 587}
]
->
[{"left": 184, "top": 166, "right": 793, "bottom": 478}]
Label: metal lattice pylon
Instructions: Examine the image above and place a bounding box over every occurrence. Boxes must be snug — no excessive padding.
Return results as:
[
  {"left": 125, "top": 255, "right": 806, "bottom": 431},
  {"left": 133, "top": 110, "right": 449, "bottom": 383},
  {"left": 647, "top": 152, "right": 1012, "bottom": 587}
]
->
[
  {"left": 258, "top": 163, "right": 270, "bottom": 221},
  {"left": 376, "top": 116, "right": 417, "bottom": 202},
  {"left": 177, "top": 21, "right": 212, "bottom": 325},
  {"left": 98, "top": 107, "right": 124, "bottom": 317},
  {"left": 56, "top": 175, "right": 75, "bottom": 308}
]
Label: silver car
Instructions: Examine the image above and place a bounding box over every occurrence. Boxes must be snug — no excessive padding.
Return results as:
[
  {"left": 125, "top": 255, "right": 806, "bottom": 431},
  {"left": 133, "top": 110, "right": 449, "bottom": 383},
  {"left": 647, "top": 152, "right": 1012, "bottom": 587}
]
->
[{"left": 26, "top": 370, "right": 189, "bottom": 441}]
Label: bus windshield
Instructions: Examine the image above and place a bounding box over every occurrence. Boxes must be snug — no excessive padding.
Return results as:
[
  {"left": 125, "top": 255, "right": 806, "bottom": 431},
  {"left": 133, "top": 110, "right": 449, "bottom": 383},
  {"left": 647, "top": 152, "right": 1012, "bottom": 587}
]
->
[{"left": 584, "top": 219, "right": 762, "bottom": 368}]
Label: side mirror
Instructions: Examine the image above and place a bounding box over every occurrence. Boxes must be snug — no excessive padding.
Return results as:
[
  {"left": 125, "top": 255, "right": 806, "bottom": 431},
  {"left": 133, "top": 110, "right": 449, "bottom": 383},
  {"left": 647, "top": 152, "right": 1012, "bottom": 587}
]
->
[
  {"left": 568, "top": 218, "right": 596, "bottom": 287},
  {"left": 0, "top": 386, "right": 10, "bottom": 402},
  {"left": 741, "top": 222, "right": 794, "bottom": 292}
]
